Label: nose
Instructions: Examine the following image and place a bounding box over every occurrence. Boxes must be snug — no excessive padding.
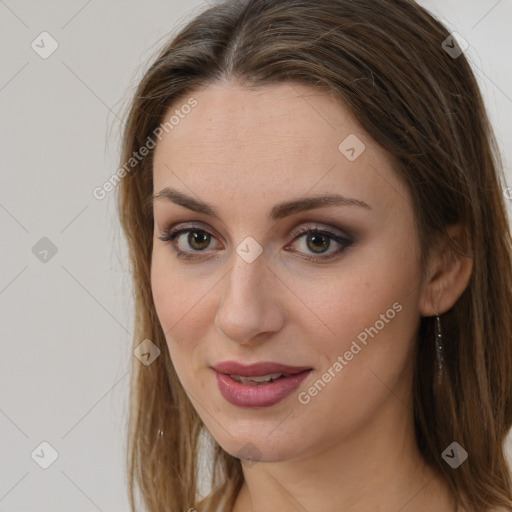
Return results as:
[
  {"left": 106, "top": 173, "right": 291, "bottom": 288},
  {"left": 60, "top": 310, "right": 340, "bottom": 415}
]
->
[{"left": 214, "top": 249, "right": 285, "bottom": 345}]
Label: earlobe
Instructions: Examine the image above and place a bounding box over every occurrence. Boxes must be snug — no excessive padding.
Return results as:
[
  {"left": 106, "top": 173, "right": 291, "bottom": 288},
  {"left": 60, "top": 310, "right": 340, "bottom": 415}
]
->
[{"left": 419, "top": 224, "right": 474, "bottom": 317}]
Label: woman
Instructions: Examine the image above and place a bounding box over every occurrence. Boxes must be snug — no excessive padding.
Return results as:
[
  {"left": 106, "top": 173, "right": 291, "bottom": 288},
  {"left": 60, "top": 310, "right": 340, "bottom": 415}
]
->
[{"left": 117, "top": 0, "right": 512, "bottom": 510}]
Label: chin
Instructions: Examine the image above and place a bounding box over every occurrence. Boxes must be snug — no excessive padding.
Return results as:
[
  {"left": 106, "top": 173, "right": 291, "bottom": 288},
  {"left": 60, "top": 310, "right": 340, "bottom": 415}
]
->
[{"left": 209, "top": 425, "right": 305, "bottom": 465}]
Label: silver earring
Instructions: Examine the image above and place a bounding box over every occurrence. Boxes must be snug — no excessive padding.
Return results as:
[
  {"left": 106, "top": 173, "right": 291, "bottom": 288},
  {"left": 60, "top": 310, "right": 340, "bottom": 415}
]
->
[{"left": 435, "top": 310, "right": 444, "bottom": 383}]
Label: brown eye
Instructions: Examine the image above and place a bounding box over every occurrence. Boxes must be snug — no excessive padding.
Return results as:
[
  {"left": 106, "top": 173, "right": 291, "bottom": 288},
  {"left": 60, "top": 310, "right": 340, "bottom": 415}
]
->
[
  {"left": 305, "top": 232, "right": 331, "bottom": 253},
  {"left": 186, "top": 231, "right": 211, "bottom": 251},
  {"left": 158, "top": 223, "right": 353, "bottom": 262},
  {"left": 158, "top": 227, "right": 220, "bottom": 256},
  {"left": 287, "top": 226, "right": 353, "bottom": 261}
]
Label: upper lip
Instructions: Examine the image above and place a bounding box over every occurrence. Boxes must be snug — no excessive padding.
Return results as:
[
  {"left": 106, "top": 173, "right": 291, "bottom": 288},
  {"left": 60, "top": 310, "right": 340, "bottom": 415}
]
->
[{"left": 212, "top": 361, "right": 312, "bottom": 377}]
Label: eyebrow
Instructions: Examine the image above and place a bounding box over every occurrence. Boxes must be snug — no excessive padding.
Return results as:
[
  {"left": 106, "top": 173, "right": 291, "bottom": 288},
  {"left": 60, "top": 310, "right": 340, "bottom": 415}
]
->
[{"left": 150, "top": 187, "right": 371, "bottom": 220}]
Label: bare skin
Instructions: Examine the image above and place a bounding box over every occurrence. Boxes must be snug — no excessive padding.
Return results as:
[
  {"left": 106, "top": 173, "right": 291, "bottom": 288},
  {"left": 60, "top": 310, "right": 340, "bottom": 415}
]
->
[{"left": 151, "top": 81, "right": 474, "bottom": 512}]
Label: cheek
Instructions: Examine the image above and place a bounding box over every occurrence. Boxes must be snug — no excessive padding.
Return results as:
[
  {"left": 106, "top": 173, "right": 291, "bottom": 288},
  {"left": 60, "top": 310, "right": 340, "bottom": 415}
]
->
[
  {"left": 151, "top": 250, "right": 177, "bottom": 333},
  {"left": 150, "top": 247, "right": 213, "bottom": 370},
  {"left": 287, "top": 265, "right": 420, "bottom": 449},
  {"left": 151, "top": 247, "right": 198, "bottom": 332},
  {"left": 304, "top": 240, "right": 418, "bottom": 325},
  {"left": 296, "top": 239, "right": 421, "bottom": 383}
]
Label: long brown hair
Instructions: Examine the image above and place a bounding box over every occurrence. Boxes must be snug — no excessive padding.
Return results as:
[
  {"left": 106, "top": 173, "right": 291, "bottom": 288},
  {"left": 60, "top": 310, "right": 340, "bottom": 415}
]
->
[{"left": 117, "top": 1, "right": 512, "bottom": 510}]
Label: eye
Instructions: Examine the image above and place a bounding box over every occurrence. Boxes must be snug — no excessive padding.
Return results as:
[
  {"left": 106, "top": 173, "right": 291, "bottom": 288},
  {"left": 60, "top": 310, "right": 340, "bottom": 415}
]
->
[
  {"left": 157, "top": 223, "right": 353, "bottom": 261},
  {"left": 286, "top": 224, "right": 353, "bottom": 261},
  {"left": 158, "top": 225, "right": 220, "bottom": 260}
]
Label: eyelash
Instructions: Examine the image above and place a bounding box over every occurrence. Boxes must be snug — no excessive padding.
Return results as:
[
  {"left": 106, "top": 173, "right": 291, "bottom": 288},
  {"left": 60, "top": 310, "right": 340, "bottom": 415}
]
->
[{"left": 157, "top": 223, "right": 353, "bottom": 262}]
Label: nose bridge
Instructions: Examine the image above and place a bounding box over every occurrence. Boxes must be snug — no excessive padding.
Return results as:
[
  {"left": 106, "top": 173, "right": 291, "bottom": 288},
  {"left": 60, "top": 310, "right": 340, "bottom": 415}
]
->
[
  {"left": 230, "top": 250, "right": 265, "bottom": 300},
  {"left": 215, "top": 248, "right": 282, "bottom": 344},
  {"left": 226, "top": 230, "right": 269, "bottom": 300}
]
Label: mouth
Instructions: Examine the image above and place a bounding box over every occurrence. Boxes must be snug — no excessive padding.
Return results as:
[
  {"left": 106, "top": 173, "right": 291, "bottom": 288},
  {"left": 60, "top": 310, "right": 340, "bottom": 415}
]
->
[
  {"left": 211, "top": 361, "right": 313, "bottom": 407},
  {"left": 212, "top": 360, "right": 311, "bottom": 374},
  {"left": 228, "top": 373, "right": 289, "bottom": 385}
]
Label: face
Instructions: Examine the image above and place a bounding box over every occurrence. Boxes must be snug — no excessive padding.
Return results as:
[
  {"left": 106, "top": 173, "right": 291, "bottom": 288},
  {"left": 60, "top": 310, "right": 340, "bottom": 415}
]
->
[{"left": 151, "top": 81, "right": 424, "bottom": 463}]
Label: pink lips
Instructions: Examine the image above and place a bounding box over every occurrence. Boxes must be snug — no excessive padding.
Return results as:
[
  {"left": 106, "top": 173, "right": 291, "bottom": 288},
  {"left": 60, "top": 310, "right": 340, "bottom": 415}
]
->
[{"left": 211, "top": 361, "right": 312, "bottom": 408}]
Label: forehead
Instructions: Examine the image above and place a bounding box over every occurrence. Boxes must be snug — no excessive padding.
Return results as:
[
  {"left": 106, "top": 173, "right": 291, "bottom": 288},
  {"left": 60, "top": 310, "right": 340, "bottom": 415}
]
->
[{"left": 152, "top": 82, "right": 409, "bottom": 220}]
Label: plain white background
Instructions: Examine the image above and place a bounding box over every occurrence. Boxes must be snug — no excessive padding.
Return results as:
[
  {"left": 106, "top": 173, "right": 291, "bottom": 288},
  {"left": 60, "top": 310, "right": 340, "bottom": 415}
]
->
[{"left": 0, "top": 0, "right": 511, "bottom": 510}]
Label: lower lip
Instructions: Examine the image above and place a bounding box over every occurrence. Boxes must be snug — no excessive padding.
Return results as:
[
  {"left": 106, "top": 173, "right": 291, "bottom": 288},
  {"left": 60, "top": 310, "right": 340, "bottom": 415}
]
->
[{"left": 214, "top": 369, "right": 312, "bottom": 408}]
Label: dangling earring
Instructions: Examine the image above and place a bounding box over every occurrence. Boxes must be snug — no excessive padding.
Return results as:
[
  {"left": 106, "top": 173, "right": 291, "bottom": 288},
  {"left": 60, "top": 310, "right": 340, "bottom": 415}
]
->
[{"left": 435, "top": 309, "right": 444, "bottom": 384}]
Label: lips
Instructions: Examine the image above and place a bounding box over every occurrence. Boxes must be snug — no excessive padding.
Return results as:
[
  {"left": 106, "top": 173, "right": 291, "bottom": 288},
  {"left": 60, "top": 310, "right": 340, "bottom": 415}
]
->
[{"left": 211, "top": 361, "right": 313, "bottom": 408}]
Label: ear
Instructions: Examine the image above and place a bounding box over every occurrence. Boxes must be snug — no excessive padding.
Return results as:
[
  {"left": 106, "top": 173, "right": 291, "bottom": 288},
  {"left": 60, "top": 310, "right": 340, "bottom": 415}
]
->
[{"left": 419, "top": 223, "right": 474, "bottom": 316}]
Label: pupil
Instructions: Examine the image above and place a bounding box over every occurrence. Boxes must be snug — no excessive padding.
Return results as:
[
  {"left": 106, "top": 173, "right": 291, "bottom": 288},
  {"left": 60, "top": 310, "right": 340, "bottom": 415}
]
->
[
  {"left": 189, "top": 232, "right": 209, "bottom": 250},
  {"left": 307, "top": 233, "right": 329, "bottom": 253}
]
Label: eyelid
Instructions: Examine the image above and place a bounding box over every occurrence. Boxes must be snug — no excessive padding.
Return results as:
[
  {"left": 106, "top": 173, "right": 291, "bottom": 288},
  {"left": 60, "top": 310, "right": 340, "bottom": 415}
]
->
[
  {"left": 157, "top": 220, "right": 354, "bottom": 261},
  {"left": 158, "top": 219, "right": 349, "bottom": 240},
  {"left": 159, "top": 221, "right": 223, "bottom": 243},
  {"left": 289, "top": 222, "right": 349, "bottom": 240}
]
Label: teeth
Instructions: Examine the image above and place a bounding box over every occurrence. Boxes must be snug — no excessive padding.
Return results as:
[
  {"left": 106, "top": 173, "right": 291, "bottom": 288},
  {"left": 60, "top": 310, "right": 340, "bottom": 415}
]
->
[{"left": 230, "top": 373, "right": 286, "bottom": 385}]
